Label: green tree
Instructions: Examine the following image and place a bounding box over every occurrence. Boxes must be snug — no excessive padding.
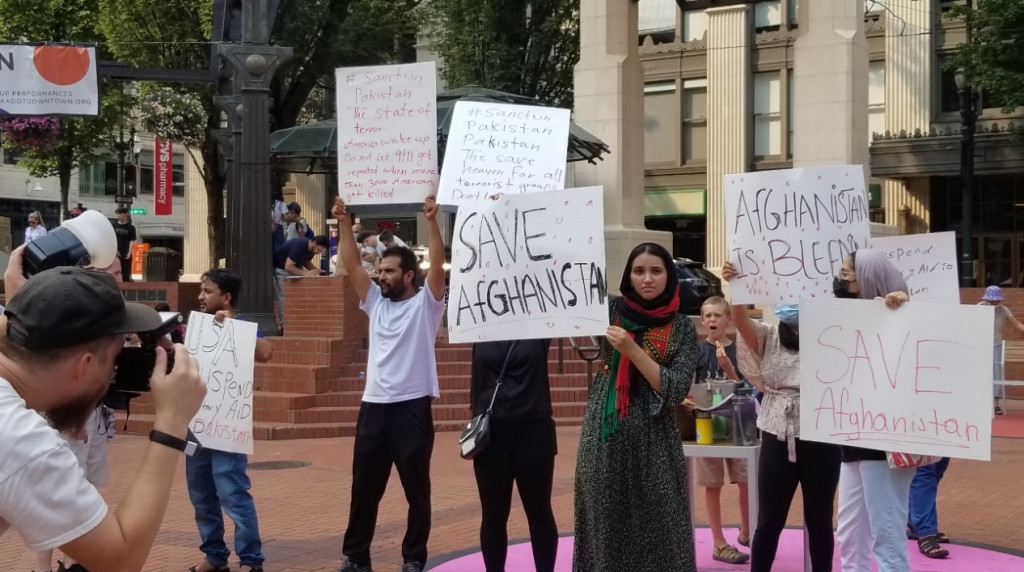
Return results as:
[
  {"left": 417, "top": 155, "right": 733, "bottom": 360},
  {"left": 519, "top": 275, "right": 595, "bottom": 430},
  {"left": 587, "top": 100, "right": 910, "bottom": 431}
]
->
[
  {"left": 948, "top": 0, "right": 1024, "bottom": 111},
  {"left": 99, "top": 0, "right": 419, "bottom": 265},
  {"left": 98, "top": 0, "right": 225, "bottom": 266},
  {"left": 0, "top": 0, "right": 116, "bottom": 219},
  {"left": 423, "top": 0, "right": 579, "bottom": 108},
  {"left": 270, "top": 0, "right": 420, "bottom": 129}
]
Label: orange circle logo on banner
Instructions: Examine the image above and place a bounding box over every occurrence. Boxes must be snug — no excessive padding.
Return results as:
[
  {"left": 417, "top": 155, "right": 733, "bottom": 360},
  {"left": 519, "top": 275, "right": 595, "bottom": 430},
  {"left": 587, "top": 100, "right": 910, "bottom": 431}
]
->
[{"left": 33, "top": 46, "right": 91, "bottom": 86}]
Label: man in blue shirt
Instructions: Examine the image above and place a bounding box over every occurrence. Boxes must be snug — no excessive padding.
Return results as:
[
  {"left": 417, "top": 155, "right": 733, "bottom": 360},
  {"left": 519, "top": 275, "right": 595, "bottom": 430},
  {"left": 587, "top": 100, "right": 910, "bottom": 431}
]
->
[
  {"left": 272, "top": 236, "right": 328, "bottom": 331},
  {"left": 186, "top": 268, "right": 274, "bottom": 572}
]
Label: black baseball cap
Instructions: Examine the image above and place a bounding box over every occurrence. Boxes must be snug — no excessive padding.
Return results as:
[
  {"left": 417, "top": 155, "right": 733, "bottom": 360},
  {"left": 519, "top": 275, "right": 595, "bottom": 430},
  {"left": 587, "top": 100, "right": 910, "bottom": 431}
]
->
[{"left": 4, "top": 267, "right": 162, "bottom": 350}]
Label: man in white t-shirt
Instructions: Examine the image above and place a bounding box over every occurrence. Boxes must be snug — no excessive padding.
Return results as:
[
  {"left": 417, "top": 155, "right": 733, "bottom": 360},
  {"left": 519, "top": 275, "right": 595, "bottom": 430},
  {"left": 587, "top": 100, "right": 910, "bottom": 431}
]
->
[
  {"left": 373, "top": 229, "right": 409, "bottom": 257},
  {"left": 0, "top": 249, "right": 206, "bottom": 572},
  {"left": 331, "top": 195, "right": 447, "bottom": 572}
]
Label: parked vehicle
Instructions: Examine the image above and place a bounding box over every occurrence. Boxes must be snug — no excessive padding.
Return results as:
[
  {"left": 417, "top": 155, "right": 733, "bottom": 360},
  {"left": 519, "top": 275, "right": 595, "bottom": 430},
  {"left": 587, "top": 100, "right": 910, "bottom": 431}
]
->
[{"left": 674, "top": 258, "right": 724, "bottom": 315}]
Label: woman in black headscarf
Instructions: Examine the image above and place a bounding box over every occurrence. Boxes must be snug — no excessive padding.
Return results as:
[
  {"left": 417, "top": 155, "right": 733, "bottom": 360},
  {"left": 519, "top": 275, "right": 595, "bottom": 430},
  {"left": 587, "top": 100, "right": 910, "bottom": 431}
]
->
[{"left": 573, "top": 243, "right": 699, "bottom": 571}]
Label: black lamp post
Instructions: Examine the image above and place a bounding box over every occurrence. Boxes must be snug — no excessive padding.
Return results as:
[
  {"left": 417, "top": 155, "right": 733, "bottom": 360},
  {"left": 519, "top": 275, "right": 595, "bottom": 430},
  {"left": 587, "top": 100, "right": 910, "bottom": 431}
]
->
[{"left": 955, "top": 68, "right": 977, "bottom": 288}]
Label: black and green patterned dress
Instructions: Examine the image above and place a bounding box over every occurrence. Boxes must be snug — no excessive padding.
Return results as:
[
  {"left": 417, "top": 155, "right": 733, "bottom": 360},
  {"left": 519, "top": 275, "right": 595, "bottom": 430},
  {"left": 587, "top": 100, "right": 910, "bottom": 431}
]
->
[{"left": 573, "top": 296, "right": 699, "bottom": 571}]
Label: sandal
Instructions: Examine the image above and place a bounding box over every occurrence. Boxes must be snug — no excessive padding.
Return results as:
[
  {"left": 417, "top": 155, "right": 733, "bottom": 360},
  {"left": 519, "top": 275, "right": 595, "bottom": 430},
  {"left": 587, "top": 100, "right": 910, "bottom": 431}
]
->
[
  {"left": 906, "top": 525, "right": 918, "bottom": 540},
  {"left": 936, "top": 532, "right": 950, "bottom": 544},
  {"left": 187, "top": 566, "right": 229, "bottom": 572},
  {"left": 712, "top": 543, "right": 750, "bottom": 564},
  {"left": 918, "top": 534, "right": 949, "bottom": 559},
  {"left": 736, "top": 532, "right": 750, "bottom": 547}
]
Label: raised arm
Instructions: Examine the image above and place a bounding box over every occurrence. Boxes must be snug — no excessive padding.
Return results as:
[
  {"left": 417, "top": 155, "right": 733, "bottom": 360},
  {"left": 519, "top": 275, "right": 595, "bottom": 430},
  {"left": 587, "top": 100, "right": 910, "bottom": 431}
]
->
[
  {"left": 721, "top": 262, "right": 761, "bottom": 360},
  {"left": 332, "top": 198, "right": 372, "bottom": 301},
  {"left": 423, "top": 195, "right": 446, "bottom": 302}
]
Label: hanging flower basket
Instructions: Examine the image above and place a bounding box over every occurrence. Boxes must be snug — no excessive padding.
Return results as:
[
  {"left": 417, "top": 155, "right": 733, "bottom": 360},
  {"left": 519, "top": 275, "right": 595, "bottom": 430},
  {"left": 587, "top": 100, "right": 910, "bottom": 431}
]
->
[
  {"left": 0, "top": 115, "right": 60, "bottom": 152},
  {"left": 139, "top": 89, "right": 207, "bottom": 147}
]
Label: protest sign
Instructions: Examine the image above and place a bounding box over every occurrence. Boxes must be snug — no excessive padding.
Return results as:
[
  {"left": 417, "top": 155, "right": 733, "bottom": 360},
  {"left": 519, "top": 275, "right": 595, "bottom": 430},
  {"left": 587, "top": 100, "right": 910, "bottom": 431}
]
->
[
  {"left": 799, "top": 298, "right": 993, "bottom": 461},
  {"left": 186, "top": 312, "right": 258, "bottom": 455},
  {"left": 438, "top": 101, "right": 570, "bottom": 206},
  {"left": 871, "top": 232, "right": 959, "bottom": 303},
  {"left": 725, "top": 165, "right": 872, "bottom": 304},
  {"left": 336, "top": 62, "right": 438, "bottom": 205},
  {"left": 447, "top": 186, "right": 608, "bottom": 342}
]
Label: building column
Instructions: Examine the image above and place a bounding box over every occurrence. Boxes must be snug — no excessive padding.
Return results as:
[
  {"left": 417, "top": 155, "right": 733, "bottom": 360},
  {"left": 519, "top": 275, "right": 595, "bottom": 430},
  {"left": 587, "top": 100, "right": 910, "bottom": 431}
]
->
[
  {"left": 574, "top": 0, "right": 671, "bottom": 292},
  {"left": 705, "top": 5, "right": 751, "bottom": 270},
  {"left": 792, "top": 0, "right": 869, "bottom": 171},
  {"left": 882, "top": 0, "right": 933, "bottom": 233},
  {"left": 182, "top": 150, "right": 210, "bottom": 280}
]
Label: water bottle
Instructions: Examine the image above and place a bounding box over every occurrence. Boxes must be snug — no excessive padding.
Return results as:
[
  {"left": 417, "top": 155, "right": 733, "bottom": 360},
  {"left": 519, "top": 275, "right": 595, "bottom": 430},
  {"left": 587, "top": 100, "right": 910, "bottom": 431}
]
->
[{"left": 731, "top": 384, "right": 759, "bottom": 446}]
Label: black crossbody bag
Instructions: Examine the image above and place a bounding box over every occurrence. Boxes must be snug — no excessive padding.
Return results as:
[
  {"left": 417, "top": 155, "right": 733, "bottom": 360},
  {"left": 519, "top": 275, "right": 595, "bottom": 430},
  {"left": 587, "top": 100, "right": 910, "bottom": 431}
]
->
[{"left": 459, "top": 341, "right": 516, "bottom": 460}]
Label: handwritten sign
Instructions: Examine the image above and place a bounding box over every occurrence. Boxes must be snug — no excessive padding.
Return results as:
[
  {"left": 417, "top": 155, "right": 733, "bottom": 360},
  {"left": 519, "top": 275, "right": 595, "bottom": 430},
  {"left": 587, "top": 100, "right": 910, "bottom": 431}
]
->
[
  {"left": 186, "top": 313, "right": 258, "bottom": 455},
  {"left": 438, "top": 101, "right": 571, "bottom": 206},
  {"left": 447, "top": 186, "right": 609, "bottom": 342},
  {"left": 335, "top": 62, "right": 438, "bottom": 205},
  {"left": 799, "top": 298, "right": 993, "bottom": 461},
  {"left": 725, "top": 165, "right": 872, "bottom": 304},
  {"left": 871, "top": 232, "right": 959, "bottom": 303}
]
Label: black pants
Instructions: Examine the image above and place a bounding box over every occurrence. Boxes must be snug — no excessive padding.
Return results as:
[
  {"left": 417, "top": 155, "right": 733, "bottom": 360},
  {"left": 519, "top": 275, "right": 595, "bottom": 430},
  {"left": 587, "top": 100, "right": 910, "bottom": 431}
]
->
[
  {"left": 120, "top": 255, "right": 133, "bottom": 282},
  {"left": 750, "top": 432, "right": 842, "bottom": 572},
  {"left": 473, "top": 417, "right": 558, "bottom": 572},
  {"left": 342, "top": 397, "right": 434, "bottom": 567}
]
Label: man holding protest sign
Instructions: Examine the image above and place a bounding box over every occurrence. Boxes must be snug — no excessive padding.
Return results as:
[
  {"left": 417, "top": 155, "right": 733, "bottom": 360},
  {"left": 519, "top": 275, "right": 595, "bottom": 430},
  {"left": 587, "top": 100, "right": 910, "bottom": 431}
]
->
[
  {"left": 185, "top": 268, "right": 273, "bottom": 572},
  {"left": 331, "top": 195, "right": 447, "bottom": 572}
]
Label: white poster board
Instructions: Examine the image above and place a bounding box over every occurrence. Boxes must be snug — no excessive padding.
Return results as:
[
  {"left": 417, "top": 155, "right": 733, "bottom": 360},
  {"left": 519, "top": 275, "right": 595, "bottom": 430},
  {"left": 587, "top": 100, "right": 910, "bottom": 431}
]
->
[
  {"left": 799, "top": 298, "right": 993, "bottom": 461},
  {"left": 186, "top": 313, "right": 258, "bottom": 455},
  {"left": 0, "top": 45, "right": 99, "bottom": 115},
  {"left": 725, "top": 165, "right": 873, "bottom": 304},
  {"left": 447, "top": 186, "right": 608, "bottom": 342},
  {"left": 871, "top": 232, "right": 959, "bottom": 303},
  {"left": 438, "top": 101, "right": 570, "bottom": 206},
  {"left": 335, "top": 62, "right": 438, "bottom": 205}
]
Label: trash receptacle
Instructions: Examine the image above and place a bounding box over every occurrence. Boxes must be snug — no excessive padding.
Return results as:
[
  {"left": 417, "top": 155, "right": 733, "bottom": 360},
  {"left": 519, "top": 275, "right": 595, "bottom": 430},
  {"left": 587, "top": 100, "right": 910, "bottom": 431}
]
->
[{"left": 143, "top": 247, "right": 182, "bottom": 282}]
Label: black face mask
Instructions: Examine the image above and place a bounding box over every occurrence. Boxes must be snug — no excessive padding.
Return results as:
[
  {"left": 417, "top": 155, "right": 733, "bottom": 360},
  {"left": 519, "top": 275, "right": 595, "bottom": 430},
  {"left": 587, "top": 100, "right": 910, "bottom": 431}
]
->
[{"left": 833, "top": 276, "right": 859, "bottom": 299}]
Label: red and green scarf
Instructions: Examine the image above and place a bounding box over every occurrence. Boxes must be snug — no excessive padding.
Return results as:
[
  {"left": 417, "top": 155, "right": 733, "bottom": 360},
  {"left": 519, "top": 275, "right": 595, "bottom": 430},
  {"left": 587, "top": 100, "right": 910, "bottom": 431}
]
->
[{"left": 600, "top": 292, "right": 678, "bottom": 441}]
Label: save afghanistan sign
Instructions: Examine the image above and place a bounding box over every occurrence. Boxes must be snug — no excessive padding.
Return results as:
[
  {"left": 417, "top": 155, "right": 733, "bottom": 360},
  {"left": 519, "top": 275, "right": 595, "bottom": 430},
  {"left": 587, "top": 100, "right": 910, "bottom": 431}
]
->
[{"left": 0, "top": 45, "right": 99, "bottom": 116}]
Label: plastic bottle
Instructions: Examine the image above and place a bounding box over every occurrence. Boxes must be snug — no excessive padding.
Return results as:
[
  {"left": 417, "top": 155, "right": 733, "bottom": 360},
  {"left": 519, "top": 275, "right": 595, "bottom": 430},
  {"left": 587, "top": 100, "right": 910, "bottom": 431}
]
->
[{"left": 731, "top": 384, "right": 759, "bottom": 446}]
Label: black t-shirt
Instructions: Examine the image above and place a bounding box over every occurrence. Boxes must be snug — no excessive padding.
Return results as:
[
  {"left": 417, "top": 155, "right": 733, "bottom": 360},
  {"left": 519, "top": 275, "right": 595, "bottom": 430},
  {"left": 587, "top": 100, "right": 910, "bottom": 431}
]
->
[
  {"left": 273, "top": 237, "right": 313, "bottom": 270},
  {"left": 113, "top": 222, "right": 137, "bottom": 256},
  {"left": 470, "top": 338, "right": 553, "bottom": 420},
  {"left": 694, "top": 339, "right": 743, "bottom": 383}
]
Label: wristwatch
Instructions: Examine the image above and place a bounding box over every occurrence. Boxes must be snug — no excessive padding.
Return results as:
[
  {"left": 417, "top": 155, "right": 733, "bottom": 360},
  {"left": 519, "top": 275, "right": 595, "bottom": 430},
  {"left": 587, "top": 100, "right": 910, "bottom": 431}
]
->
[{"left": 149, "top": 430, "right": 202, "bottom": 456}]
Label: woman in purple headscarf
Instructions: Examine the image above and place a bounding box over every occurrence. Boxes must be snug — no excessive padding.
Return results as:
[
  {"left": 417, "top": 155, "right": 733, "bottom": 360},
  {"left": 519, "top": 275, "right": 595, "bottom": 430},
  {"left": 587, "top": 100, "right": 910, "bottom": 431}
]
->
[{"left": 832, "top": 249, "right": 919, "bottom": 571}]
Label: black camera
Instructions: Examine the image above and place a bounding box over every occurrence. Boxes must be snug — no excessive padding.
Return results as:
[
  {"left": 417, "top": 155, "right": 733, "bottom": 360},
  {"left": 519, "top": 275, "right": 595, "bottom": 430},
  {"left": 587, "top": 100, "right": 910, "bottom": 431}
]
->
[{"left": 113, "top": 312, "right": 184, "bottom": 393}]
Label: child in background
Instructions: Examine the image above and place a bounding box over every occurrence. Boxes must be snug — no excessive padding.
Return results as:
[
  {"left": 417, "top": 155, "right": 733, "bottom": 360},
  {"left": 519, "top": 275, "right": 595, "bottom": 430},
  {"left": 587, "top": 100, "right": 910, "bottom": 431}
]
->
[{"left": 694, "top": 296, "right": 751, "bottom": 564}]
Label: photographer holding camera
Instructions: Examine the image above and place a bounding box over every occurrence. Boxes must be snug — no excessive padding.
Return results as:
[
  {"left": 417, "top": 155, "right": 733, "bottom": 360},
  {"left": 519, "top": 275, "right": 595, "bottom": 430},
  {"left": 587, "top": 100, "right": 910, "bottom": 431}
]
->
[{"left": 1, "top": 246, "right": 207, "bottom": 572}]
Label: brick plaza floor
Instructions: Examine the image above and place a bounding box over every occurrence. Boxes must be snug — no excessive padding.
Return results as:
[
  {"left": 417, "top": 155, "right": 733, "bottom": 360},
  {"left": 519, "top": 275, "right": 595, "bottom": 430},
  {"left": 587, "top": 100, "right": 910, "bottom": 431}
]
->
[{"left": 2, "top": 425, "right": 1022, "bottom": 571}]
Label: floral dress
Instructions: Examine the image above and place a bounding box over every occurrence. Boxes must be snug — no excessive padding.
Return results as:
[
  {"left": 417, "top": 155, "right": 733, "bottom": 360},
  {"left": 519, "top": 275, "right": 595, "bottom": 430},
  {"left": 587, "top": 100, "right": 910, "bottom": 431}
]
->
[{"left": 573, "top": 296, "right": 699, "bottom": 571}]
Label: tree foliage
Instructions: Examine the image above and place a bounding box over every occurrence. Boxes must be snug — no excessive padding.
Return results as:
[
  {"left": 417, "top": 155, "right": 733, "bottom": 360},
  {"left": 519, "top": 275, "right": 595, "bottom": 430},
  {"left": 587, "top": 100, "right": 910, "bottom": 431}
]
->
[
  {"left": 98, "top": 0, "right": 419, "bottom": 264},
  {"left": 423, "top": 0, "right": 579, "bottom": 108},
  {"left": 948, "top": 0, "right": 1024, "bottom": 111},
  {"left": 0, "top": 0, "right": 116, "bottom": 219},
  {"left": 99, "top": 0, "right": 224, "bottom": 266},
  {"left": 270, "top": 0, "right": 420, "bottom": 128}
]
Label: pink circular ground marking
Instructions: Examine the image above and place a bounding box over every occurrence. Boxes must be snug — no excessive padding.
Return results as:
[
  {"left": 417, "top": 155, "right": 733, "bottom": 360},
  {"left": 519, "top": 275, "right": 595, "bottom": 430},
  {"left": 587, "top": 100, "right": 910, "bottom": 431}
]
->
[{"left": 427, "top": 528, "right": 1023, "bottom": 571}]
